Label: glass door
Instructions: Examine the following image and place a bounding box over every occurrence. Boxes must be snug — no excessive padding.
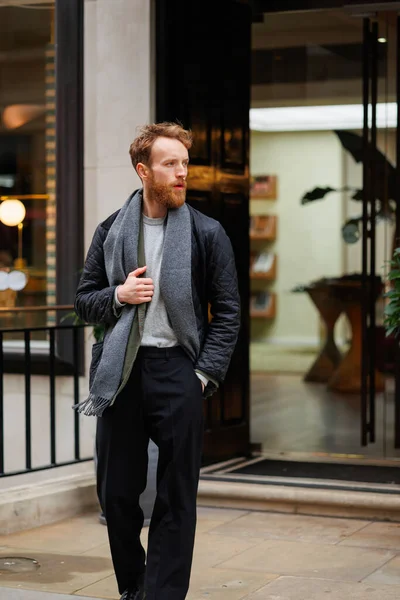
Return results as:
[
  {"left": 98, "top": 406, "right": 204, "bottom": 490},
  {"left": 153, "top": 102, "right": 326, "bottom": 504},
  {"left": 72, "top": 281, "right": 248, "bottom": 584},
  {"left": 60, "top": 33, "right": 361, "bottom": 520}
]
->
[
  {"left": 360, "top": 9, "right": 400, "bottom": 457},
  {"left": 249, "top": 3, "right": 400, "bottom": 462}
]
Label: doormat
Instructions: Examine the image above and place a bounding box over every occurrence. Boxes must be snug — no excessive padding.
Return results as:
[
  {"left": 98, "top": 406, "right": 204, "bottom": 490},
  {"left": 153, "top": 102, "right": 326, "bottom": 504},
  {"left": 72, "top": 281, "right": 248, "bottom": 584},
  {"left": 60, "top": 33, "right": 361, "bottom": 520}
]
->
[{"left": 229, "top": 459, "right": 400, "bottom": 485}]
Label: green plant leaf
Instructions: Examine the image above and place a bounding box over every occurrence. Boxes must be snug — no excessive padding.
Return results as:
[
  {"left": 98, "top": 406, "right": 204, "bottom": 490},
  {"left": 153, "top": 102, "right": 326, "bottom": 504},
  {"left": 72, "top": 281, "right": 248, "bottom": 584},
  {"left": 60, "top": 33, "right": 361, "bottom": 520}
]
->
[
  {"left": 384, "top": 303, "right": 399, "bottom": 316},
  {"left": 351, "top": 189, "right": 363, "bottom": 201},
  {"left": 385, "top": 326, "right": 397, "bottom": 337},
  {"left": 93, "top": 323, "right": 105, "bottom": 343},
  {"left": 60, "top": 311, "right": 84, "bottom": 325},
  {"left": 301, "top": 187, "right": 337, "bottom": 204},
  {"left": 384, "top": 290, "right": 400, "bottom": 299}
]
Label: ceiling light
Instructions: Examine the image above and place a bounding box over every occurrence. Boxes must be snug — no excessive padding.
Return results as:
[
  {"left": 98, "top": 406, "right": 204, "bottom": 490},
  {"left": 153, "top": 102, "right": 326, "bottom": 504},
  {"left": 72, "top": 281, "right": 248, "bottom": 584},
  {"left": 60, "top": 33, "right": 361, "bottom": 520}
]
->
[
  {"left": 378, "top": 37, "right": 387, "bottom": 43},
  {"left": 250, "top": 103, "right": 397, "bottom": 132}
]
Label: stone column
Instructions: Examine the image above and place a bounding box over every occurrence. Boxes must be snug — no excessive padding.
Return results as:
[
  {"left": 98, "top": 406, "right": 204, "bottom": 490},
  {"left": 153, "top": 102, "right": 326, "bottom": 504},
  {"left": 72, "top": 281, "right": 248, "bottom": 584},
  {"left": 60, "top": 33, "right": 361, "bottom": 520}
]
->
[
  {"left": 85, "top": 0, "right": 154, "bottom": 241},
  {"left": 84, "top": 0, "right": 156, "bottom": 520}
]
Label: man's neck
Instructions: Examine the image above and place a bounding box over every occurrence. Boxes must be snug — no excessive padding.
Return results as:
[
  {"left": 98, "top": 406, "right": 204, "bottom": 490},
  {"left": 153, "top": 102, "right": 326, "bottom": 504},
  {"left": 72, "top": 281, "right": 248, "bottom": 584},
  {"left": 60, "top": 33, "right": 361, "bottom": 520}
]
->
[{"left": 142, "top": 189, "right": 167, "bottom": 219}]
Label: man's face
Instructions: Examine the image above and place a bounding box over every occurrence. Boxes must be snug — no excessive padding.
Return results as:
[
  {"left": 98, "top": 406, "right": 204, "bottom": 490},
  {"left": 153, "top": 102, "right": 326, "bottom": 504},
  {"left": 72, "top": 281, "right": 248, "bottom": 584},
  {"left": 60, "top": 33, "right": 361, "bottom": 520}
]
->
[{"left": 144, "top": 137, "right": 189, "bottom": 209}]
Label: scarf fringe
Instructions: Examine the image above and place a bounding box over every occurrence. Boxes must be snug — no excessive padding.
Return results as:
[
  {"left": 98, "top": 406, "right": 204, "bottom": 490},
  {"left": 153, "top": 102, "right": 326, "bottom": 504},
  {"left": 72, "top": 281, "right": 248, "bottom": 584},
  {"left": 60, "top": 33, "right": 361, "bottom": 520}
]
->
[{"left": 72, "top": 393, "right": 112, "bottom": 417}]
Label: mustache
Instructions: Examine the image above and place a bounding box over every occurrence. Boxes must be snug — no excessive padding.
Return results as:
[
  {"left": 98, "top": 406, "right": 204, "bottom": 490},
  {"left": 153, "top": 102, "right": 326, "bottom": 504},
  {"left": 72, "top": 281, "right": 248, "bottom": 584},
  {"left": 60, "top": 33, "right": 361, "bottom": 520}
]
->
[{"left": 172, "top": 181, "right": 187, "bottom": 187}]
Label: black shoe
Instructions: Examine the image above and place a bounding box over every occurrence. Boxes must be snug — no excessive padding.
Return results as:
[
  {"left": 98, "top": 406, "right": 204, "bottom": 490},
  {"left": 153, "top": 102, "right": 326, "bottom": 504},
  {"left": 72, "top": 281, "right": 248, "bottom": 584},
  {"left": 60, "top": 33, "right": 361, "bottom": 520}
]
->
[
  {"left": 120, "top": 574, "right": 145, "bottom": 600},
  {"left": 120, "top": 587, "right": 143, "bottom": 600}
]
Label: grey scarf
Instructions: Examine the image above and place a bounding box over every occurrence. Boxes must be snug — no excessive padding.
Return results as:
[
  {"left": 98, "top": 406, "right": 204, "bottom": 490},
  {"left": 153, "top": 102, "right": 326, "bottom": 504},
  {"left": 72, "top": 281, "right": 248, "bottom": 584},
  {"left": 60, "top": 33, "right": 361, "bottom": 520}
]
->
[{"left": 75, "top": 189, "right": 200, "bottom": 416}]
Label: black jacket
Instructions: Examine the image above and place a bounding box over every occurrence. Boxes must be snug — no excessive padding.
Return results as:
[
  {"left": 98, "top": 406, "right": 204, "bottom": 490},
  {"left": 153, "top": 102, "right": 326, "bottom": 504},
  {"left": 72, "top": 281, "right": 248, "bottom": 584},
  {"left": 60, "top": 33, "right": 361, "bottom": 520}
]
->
[{"left": 75, "top": 203, "right": 241, "bottom": 396}]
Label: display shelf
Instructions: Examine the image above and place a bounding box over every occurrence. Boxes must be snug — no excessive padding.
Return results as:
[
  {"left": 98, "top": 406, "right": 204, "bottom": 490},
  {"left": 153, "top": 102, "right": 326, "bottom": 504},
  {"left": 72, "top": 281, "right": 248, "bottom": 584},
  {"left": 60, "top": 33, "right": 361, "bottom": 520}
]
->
[
  {"left": 250, "top": 233, "right": 276, "bottom": 241},
  {"left": 250, "top": 253, "right": 277, "bottom": 280},
  {"left": 249, "top": 210, "right": 277, "bottom": 324},
  {"left": 249, "top": 215, "right": 277, "bottom": 241},
  {"left": 250, "top": 292, "right": 277, "bottom": 319}
]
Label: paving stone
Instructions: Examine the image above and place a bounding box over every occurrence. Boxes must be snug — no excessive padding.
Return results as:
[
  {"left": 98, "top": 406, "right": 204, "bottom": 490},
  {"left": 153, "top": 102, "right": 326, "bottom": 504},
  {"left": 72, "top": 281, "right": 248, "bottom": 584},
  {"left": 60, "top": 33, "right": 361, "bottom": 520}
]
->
[
  {"left": 247, "top": 576, "right": 400, "bottom": 599},
  {"left": 209, "top": 511, "right": 369, "bottom": 545},
  {"left": 0, "top": 548, "right": 113, "bottom": 594},
  {"left": 75, "top": 573, "right": 118, "bottom": 599},
  {"left": 197, "top": 507, "right": 248, "bottom": 522},
  {"left": 218, "top": 539, "right": 394, "bottom": 581},
  {"left": 0, "top": 591, "right": 99, "bottom": 600},
  {"left": 363, "top": 555, "right": 400, "bottom": 586},
  {"left": 0, "top": 514, "right": 108, "bottom": 555},
  {"left": 187, "top": 567, "right": 278, "bottom": 600},
  {"left": 196, "top": 520, "right": 230, "bottom": 534},
  {"left": 192, "top": 533, "right": 263, "bottom": 569},
  {"left": 81, "top": 527, "right": 148, "bottom": 559},
  {"left": 339, "top": 521, "right": 400, "bottom": 551},
  {"left": 78, "top": 566, "right": 279, "bottom": 600}
]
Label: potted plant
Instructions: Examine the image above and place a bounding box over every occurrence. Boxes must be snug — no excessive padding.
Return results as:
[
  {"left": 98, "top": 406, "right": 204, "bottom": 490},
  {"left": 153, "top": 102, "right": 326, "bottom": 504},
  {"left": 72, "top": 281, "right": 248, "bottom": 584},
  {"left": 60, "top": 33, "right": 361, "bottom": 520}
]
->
[{"left": 301, "top": 130, "right": 395, "bottom": 246}]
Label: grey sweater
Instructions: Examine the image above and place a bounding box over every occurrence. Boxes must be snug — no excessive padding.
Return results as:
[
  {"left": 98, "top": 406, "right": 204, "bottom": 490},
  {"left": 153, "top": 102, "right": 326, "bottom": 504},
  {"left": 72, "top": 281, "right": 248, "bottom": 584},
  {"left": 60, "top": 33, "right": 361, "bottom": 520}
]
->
[
  {"left": 115, "top": 213, "right": 209, "bottom": 387},
  {"left": 141, "top": 214, "right": 178, "bottom": 347}
]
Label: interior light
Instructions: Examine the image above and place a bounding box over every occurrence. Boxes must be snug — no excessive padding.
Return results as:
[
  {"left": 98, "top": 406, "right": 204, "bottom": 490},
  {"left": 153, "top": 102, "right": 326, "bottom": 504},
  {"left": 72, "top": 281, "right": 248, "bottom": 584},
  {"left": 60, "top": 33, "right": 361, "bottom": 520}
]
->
[
  {"left": 0, "top": 199, "right": 26, "bottom": 227},
  {"left": 2, "top": 104, "right": 45, "bottom": 130},
  {"left": 0, "top": 199, "right": 27, "bottom": 271},
  {"left": 250, "top": 103, "right": 398, "bottom": 132},
  {"left": 378, "top": 37, "right": 387, "bottom": 43}
]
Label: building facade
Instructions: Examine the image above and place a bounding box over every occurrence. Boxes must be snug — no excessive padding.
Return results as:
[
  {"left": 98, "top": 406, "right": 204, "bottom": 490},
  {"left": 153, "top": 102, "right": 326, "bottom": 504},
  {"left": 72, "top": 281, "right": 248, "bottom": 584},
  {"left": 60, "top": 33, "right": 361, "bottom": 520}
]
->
[{"left": 1, "top": 0, "right": 400, "bottom": 532}]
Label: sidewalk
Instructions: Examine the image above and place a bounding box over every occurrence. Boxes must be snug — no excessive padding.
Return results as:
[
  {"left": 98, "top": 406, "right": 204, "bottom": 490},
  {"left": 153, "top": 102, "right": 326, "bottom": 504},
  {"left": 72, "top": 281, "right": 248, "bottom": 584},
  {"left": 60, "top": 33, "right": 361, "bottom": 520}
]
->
[{"left": 1, "top": 507, "right": 400, "bottom": 599}]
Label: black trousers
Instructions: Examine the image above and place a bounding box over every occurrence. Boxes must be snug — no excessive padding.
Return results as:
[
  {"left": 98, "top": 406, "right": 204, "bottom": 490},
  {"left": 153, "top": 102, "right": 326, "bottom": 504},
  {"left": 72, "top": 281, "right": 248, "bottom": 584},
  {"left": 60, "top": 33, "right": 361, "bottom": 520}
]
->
[{"left": 96, "top": 346, "right": 204, "bottom": 599}]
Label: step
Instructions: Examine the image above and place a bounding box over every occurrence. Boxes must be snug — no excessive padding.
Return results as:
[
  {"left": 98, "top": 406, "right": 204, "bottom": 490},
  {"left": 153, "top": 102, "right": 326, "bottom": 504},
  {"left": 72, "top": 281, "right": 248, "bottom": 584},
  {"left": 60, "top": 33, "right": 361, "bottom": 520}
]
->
[
  {"left": 0, "top": 464, "right": 98, "bottom": 535},
  {"left": 197, "top": 477, "right": 400, "bottom": 521}
]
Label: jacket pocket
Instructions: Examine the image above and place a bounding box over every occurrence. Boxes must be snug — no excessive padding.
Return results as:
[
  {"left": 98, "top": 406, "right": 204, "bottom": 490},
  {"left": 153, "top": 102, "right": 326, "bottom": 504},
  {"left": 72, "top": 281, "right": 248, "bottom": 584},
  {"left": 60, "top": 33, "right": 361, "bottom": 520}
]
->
[{"left": 89, "top": 341, "right": 103, "bottom": 388}]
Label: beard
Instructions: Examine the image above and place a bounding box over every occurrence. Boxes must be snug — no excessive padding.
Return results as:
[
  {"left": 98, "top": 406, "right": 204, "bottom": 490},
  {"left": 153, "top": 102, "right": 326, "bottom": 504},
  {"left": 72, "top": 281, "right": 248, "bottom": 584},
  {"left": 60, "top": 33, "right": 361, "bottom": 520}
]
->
[{"left": 148, "top": 176, "right": 187, "bottom": 209}]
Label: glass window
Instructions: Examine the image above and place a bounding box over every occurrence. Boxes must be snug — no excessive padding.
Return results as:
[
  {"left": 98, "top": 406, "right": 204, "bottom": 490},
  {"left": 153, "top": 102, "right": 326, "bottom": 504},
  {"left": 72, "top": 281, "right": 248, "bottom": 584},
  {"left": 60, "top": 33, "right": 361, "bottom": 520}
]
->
[{"left": 0, "top": 2, "right": 55, "bottom": 335}]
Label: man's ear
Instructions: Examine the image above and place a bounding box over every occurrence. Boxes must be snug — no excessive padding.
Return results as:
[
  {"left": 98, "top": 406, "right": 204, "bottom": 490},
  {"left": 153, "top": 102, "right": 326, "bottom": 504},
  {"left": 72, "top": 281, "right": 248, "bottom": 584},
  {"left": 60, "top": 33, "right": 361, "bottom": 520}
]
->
[{"left": 136, "top": 162, "right": 148, "bottom": 180}]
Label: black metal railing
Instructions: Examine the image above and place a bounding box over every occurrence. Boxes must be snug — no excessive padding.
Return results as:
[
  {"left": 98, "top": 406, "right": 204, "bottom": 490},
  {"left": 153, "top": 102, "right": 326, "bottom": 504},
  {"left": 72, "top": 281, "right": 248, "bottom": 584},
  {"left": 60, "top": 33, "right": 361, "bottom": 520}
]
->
[{"left": 0, "top": 306, "right": 92, "bottom": 477}]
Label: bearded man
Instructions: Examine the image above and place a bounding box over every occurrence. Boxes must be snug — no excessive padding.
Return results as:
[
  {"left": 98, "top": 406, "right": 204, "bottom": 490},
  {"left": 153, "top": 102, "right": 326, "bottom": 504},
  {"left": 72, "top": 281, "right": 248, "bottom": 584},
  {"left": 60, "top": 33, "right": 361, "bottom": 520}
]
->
[{"left": 74, "top": 122, "right": 240, "bottom": 600}]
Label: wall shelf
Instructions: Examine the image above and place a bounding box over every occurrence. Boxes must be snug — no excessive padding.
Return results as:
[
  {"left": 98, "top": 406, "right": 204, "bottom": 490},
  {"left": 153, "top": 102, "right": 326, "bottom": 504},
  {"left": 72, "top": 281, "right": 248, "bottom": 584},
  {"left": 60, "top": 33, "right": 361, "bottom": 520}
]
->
[
  {"left": 249, "top": 215, "right": 277, "bottom": 241},
  {"left": 250, "top": 253, "right": 277, "bottom": 281},
  {"left": 250, "top": 233, "right": 276, "bottom": 241},
  {"left": 250, "top": 213, "right": 278, "bottom": 327},
  {"left": 250, "top": 292, "right": 277, "bottom": 319}
]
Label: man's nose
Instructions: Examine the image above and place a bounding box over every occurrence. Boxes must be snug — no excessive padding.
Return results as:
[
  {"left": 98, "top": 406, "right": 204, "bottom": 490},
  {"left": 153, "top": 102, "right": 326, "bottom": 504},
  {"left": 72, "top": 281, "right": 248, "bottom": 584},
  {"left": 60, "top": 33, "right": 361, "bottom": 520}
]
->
[{"left": 176, "top": 164, "right": 187, "bottom": 178}]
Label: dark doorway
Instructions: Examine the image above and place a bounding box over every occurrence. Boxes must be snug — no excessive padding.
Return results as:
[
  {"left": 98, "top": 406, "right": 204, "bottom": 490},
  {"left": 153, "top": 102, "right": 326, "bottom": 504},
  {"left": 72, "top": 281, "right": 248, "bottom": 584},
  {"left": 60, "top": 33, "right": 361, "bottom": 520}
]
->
[{"left": 155, "top": 0, "right": 252, "bottom": 463}]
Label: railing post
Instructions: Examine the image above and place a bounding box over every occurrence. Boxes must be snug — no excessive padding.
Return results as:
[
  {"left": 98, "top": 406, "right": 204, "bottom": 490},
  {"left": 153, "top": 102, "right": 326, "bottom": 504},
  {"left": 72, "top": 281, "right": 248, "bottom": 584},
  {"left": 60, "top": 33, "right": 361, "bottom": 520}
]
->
[
  {"left": 73, "top": 327, "right": 80, "bottom": 460},
  {"left": 24, "top": 330, "right": 32, "bottom": 470},
  {"left": 49, "top": 329, "right": 56, "bottom": 465}
]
